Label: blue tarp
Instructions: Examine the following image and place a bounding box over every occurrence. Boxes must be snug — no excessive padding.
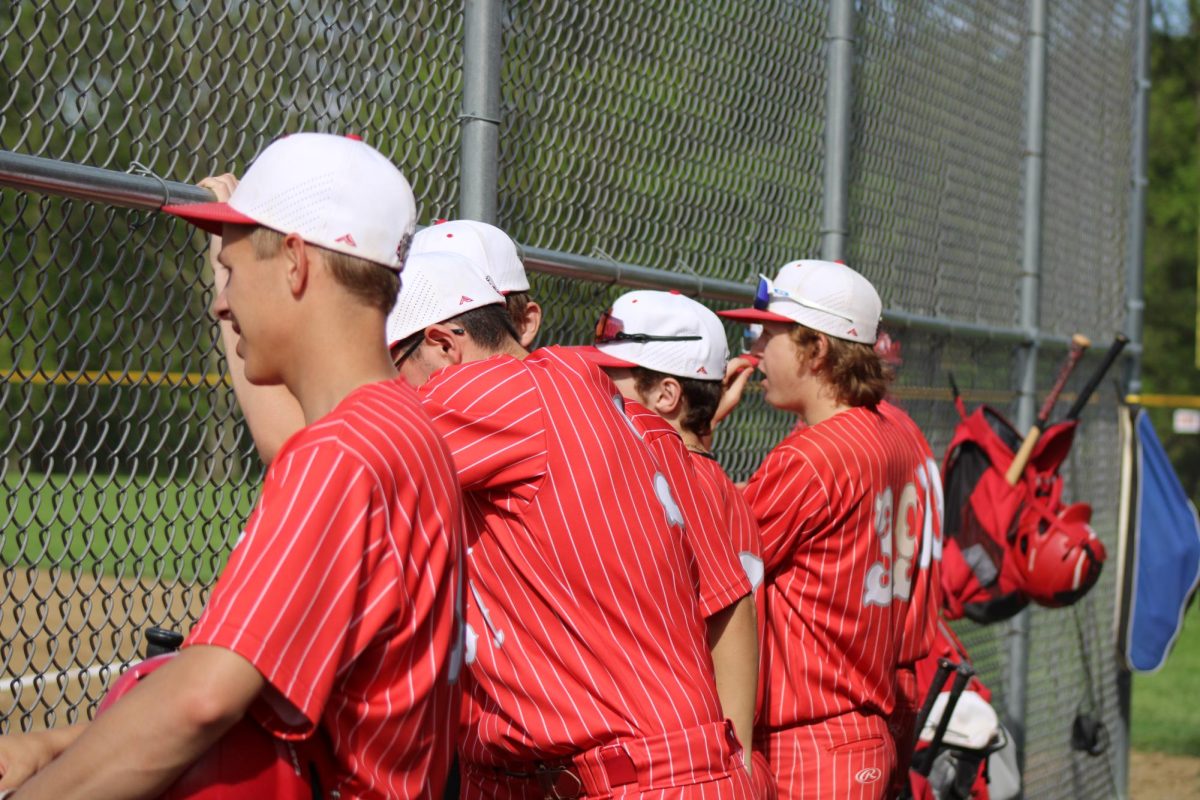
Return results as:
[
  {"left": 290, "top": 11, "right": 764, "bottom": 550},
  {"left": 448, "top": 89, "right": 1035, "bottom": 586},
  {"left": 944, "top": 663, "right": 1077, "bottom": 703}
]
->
[{"left": 1117, "top": 408, "right": 1200, "bottom": 673}]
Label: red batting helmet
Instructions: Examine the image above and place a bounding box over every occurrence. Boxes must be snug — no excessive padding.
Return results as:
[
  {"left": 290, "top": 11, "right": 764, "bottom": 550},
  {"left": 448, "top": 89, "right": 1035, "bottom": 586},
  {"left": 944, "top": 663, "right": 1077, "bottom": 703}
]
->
[
  {"left": 98, "top": 654, "right": 329, "bottom": 799},
  {"left": 1013, "top": 502, "right": 1107, "bottom": 608}
]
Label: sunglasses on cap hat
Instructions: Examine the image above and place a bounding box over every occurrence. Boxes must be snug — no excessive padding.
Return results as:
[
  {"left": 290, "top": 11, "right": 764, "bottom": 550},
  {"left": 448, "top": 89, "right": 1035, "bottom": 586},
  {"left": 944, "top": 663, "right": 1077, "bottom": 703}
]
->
[
  {"left": 753, "top": 275, "right": 856, "bottom": 323},
  {"left": 593, "top": 309, "right": 703, "bottom": 345},
  {"left": 392, "top": 327, "right": 466, "bottom": 369}
]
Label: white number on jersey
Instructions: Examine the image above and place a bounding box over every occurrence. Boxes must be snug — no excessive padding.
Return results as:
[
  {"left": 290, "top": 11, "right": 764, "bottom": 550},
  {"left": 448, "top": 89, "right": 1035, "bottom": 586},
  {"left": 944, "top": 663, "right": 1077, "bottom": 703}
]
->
[{"left": 863, "top": 470, "right": 926, "bottom": 608}]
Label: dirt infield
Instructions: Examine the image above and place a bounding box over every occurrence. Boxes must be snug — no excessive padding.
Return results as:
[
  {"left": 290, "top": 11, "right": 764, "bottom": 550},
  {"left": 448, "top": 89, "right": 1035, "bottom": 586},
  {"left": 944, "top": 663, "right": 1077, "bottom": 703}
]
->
[
  {"left": 1, "top": 566, "right": 208, "bottom": 731},
  {"left": 1130, "top": 751, "right": 1200, "bottom": 799}
]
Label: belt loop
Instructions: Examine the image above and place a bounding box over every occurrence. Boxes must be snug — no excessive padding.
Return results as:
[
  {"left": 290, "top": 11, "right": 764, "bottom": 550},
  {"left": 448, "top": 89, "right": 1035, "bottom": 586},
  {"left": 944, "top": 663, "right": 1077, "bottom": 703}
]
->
[{"left": 597, "top": 742, "right": 638, "bottom": 788}]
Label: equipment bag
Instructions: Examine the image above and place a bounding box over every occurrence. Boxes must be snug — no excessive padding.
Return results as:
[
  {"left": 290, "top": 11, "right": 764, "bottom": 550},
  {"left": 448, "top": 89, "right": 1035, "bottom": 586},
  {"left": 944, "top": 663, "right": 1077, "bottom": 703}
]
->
[{"left": 940, "top": 397, "right": 1098, "bottom": 623}]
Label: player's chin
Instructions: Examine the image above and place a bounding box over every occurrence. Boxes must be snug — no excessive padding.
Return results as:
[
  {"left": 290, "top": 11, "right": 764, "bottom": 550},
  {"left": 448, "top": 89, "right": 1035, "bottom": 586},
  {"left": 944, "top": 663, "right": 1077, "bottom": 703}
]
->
[{"left": 242, "top": 357, "right": 284, "bottom": 387}]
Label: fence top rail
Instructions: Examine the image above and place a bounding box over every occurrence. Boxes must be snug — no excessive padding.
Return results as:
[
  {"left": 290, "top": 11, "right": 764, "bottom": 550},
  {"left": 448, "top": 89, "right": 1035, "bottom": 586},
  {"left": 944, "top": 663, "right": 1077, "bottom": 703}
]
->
[{"left": 1, "top": 147, "right": 1131, "bottom": 353}]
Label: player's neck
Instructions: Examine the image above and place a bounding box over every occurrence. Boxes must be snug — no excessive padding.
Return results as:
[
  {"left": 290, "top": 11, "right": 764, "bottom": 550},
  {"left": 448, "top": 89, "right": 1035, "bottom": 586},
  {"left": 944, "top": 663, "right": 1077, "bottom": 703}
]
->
[
  {"left": 679, "top": 427, "right": 709, "bottom": 455},
  {"left": 802, "top": 385, "right": 851, "bottom": 427},
  {"left": 473, "top": 338, "right": 529, "bottom": 362},
  {"left": 286, "top": 320, "right": 397, "bottom": 425}
]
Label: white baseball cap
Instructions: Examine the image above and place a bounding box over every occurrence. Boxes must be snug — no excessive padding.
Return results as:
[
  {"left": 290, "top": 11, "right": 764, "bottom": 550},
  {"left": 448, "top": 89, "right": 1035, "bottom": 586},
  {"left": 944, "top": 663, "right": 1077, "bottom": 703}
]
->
[
  {"left": 578, "top": 290, "right": 728, "bottom": 381},
  {"left": 163, "top": 133, "right": 417, "bottom": 270},
  {"left": 719, "top": 260, "right": 882, "bottom": 344},
  {"left": 385, "top": 251, "right": 505, "bottom": 346},
  {"left": 410, "top": 219, "right": 530, "bottom": 294}
]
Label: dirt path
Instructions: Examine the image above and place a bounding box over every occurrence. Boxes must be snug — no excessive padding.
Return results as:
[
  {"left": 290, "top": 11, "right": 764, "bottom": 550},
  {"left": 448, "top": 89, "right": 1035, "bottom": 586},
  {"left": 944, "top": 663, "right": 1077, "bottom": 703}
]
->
[
  {"left": 1, "top": 566, "right": 208, "bottom": 731},
  {"left": 1130, "top": 751, "right": 1200, "bottom": 799}
]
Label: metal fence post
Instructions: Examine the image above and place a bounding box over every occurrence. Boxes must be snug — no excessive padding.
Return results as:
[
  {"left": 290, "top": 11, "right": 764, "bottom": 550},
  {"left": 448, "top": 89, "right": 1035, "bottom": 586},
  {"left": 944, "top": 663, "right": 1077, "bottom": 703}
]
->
[
  {"left": 821, "top": 0, "right": 854, "bottom": 262},
  {"left": 459, "top": 0, "right": 502, "bottom": 223},
  {"left": 1008, "top": 0, "right": 1049, "bottom": 767},
  {"left": 1115, "top": 3, "right": 1151, "bottom": 796}
]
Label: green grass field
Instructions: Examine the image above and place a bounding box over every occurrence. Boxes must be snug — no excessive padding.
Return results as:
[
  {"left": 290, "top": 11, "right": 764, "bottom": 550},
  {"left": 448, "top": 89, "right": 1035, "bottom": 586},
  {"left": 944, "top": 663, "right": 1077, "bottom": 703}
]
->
[
  {"left": 1, "top": 472, "right": 256, "bottom": 583},
  {"left": 1132, "top": 607, "right": 1200, "bottom": 755}
]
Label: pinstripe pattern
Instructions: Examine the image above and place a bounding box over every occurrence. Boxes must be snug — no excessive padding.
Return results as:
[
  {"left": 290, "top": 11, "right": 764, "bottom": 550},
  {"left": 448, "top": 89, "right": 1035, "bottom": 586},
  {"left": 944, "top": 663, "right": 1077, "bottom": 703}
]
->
[
  {"left": 623, "top": 403, "right": 755, "bottom": 618},
  {"left": 745, "top": 401, "right": 941, "bottom": 732},
  {"left": 188, "top": 379, "right": 463, "bottom": 800},
  {"left": 461, "top": 719, "right": 755, "bottom": 798},
  {"left": 687, "top": 453, "right": 766, "bottom": 651},
  {"left": 760, "top": 711, "right": 895, "bottom": 800},
  {"left": 420, "top": 347, "right": 750, "bottom": 790},
  {"left": 687, "top": 453, "right": 774, "bottom": 800}
]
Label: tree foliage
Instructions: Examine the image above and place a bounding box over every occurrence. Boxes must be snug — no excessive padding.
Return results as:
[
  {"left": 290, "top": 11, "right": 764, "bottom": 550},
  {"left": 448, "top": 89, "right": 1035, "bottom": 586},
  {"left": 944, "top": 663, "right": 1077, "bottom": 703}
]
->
[{"left": 1142, "top": 0, "right": 1200, "bottom": 493}]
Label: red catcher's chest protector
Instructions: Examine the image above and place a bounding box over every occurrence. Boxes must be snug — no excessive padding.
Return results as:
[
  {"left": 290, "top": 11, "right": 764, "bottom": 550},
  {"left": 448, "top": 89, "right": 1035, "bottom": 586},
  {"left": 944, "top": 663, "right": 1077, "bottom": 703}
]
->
[{"left": 940, "top": 397, "right": 1079, "bottom": 623}]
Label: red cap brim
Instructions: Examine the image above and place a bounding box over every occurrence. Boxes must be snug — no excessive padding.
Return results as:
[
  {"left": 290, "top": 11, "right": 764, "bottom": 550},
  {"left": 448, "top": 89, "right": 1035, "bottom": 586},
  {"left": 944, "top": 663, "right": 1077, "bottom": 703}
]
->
[
  {"left": 161, "top": 202, "right": 259, "bottom": 235},
  {"left": 569, "top": 345, "right": 639, "bottom": 369},
  {"left": 717, "top": 307, "right": 795, "bottom": 325}
]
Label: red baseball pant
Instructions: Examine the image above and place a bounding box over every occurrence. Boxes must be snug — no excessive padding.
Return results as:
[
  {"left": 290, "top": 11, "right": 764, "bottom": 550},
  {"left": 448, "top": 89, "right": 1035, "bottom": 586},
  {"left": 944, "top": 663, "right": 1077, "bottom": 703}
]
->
[
  {"left": 749, "top": 749, "right": 777, "bottom": 800},
  {"left": 462, "top": 720, "right": 756, "bottom": 799},
  {"left": 759, "top": 710, "right": 896, "bottom": 800}
]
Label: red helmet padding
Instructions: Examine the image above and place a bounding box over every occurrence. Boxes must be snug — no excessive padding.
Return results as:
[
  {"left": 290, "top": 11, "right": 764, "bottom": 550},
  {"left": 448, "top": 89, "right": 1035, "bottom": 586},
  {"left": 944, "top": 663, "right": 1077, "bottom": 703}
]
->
[{"left": 98, "top": 654, "right": 328, "bottom": 800}]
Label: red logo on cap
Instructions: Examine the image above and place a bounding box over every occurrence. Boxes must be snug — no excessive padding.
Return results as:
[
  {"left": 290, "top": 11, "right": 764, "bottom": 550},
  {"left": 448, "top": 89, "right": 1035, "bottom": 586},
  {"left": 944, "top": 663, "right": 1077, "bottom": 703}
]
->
[
  {"left": 459, "top": 295, "right": 473, "bottom": 305},
  {"left": 697, "top": 366, "right": 708, "bottom": 375},
  {"left": 847, "top": 327, "right": 859, "bottom": 337},
  {"left": 335, "top": 233, "right": 358, "bottom": 247}
]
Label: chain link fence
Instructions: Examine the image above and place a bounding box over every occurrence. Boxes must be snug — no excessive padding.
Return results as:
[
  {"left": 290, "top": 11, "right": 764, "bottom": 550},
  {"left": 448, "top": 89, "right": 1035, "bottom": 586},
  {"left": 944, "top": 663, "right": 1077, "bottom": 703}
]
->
[{"left": 1, "top": 1, "right": 1141, "bottom": 796}]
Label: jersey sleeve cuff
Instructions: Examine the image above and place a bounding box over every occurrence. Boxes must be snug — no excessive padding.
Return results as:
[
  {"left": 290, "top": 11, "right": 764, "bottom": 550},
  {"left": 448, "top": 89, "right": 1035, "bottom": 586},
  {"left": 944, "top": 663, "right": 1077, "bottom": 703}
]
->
[
  {"left": 184, "top": 625, "right": 320, "bottom": 740},
  {"left": 699, "top": 573, "right": 753, "bottom": 618}
]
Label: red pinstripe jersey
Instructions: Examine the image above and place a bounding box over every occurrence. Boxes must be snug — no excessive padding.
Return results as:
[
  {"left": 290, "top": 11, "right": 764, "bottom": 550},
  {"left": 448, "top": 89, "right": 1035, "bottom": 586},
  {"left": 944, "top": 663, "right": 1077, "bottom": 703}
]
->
[
  {"left": 419, "top": 346, "right": 750, "bottom": 767},
  {"left": 188, "top": 379, "right": 463, "bottom": 800},
  {"left": 876, "top": 401, "right": 942, "bottom": 670},
  {"left": 744, "top": 401, "right": 941, "bottom": 729},
  {"left": 621, "top": 400, "right": 758, "bottom": 618},
  {"left": 687, "top": 451, "right": 768, "bottom": 720}
]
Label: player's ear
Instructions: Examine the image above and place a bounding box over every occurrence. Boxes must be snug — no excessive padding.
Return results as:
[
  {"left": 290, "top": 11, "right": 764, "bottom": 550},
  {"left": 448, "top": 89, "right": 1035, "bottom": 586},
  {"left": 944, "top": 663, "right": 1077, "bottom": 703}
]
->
[
  {"left": 806, "top": 332, "right": 831, "bottom": 374},
  {"left": 425, "top": 323, "right": 466, "bottom": 367},
  {"left": 518, "top": 301, "right": 543, "bottom": 348},
  {"left": 280, "top": 233, "right": 310, "bottom": 298},
  {"left": 653, "top": 377, "right": 684, "bottom": 416}
]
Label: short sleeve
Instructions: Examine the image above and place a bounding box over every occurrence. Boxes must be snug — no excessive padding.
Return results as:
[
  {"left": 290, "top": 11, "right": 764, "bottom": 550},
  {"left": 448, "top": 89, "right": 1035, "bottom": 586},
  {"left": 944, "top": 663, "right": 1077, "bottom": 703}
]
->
[
  {"left": 187, "top": 442, "right": 396, "bottom": 736},
  {"left": 742, "top": 445, "right": 832, "bottom": 575},
  {"left": 630, "top": 413, "right": 750, "bottom": 617},
  {"left": 420, "top": 359, "right": 548, "bottom": 501}
]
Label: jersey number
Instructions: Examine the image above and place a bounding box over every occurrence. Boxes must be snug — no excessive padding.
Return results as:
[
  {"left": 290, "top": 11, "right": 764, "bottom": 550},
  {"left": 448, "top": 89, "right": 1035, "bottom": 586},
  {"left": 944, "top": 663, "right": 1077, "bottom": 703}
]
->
[{"left": 863, "top": 458, "right": 941, "bottom": 607}]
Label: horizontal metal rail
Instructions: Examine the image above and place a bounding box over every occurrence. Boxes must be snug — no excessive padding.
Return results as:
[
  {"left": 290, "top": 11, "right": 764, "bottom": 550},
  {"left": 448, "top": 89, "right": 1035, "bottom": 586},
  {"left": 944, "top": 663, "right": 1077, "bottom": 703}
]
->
[{"left": 0, "top": 148, "right": 1130, "bottom": 352}]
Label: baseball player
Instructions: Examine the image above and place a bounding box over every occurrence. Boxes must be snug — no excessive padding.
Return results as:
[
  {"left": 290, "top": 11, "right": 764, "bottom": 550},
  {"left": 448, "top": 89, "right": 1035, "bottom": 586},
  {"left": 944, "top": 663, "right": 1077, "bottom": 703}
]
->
[
  {"left": 214, "top": 243, "right": 758, "bottom": 798},
  {"left": 410, "top": 219, "right": 543, "bottom": 348},
  {"left": 387, "top": 252, "right": 756, "bottom": 799},
  {"left": 578, "top": 289, "right": 776, "bottom": 800},
  {"left": 716, "top": 260, "right": 942, "bottom": 800},
  {"left": 217, "top": 217, "right": 544, "bottom": 467},
  {"left": 0, "top": 133, "right": 463, "bottom": 800}
]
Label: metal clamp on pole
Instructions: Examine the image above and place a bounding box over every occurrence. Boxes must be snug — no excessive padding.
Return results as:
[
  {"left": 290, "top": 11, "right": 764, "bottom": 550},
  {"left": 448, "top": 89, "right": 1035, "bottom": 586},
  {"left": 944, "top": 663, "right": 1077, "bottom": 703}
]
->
[{"left": 459, "top": 0, "right": 503, "bottom": 223}]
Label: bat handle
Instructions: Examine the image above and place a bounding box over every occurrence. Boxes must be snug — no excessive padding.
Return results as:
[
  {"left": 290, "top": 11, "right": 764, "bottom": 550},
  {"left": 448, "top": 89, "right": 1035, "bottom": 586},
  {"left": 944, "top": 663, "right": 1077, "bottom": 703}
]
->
[
  {"left": 903, "top": 657, "right": 956, "bottom": 788},
  {"left": 917, "top": 663, "right": 976, "bottom": 777},
  {"left": 1065, "top": 334, "right": 1130, "bottom": 421},
  {"left": 1005, "top": 427, "right": 1041, "bottom": 486}
]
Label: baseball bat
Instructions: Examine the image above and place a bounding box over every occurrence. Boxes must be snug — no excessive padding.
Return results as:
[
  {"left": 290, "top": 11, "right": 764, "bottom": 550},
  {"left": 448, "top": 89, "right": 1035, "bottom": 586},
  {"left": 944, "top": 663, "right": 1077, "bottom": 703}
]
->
[
  {"left": 1063, "top": 334, "right": 1130, "bottom": 422},
  {"left": 915, "top": 663, "right": 976, "bottom": 777},
  {"left": 1004, "top": 334, "right": 1091, "bottom": 485},
  {"left": 898, "top": 658, "right": 956, "bottom": 800}
]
